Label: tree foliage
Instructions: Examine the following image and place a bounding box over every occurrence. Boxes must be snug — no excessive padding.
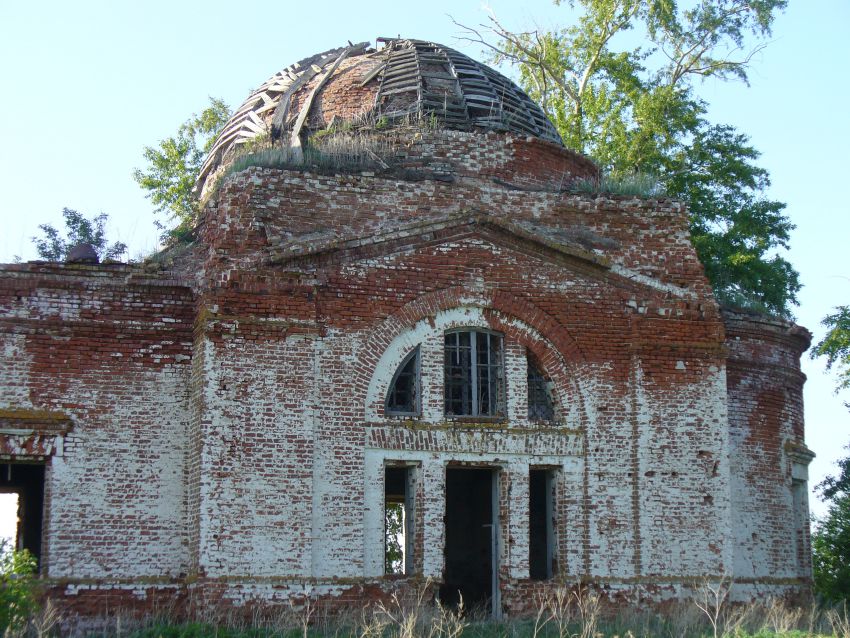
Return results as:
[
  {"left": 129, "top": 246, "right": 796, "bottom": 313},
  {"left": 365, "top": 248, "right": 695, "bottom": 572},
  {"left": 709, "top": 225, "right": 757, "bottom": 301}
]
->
[
  {"left": 133, "top": 97, "right": 231, "bottom": 240},
  {"left": 814, "top": 441, "right": 850, "bottom": 604},
  {"left": 813, "top": 493, "right": 850, "bottom": 604},
  {"left": 459, "top": 0, "right": 799, "bottom": 316},
  {"left": 385, "top": 502, "right": 404, "bottom": 574},
  {"left": 812, "top": 304, "right": 850, "bottom": 404},
  {"left": 819, "top": 444, "right": 850, "bottom": 504},
  {"left": 33, "top": 208, "right": 127, "bottom": 262},
  {"left": 0, "top": 541, "right": 38, "bottom": 633}
]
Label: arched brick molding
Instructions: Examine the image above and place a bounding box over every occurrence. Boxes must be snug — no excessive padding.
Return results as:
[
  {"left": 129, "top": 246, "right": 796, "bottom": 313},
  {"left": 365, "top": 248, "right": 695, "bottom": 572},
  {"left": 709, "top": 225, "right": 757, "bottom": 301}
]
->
[{"left": 358, "top": 286, "right": 590, "bottom": 428}]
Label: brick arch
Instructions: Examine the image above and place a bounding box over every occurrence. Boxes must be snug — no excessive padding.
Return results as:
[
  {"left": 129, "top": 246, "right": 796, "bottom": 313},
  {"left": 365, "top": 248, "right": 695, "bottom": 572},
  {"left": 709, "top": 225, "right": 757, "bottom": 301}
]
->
[{"left": 356, "top": 285, "right": 589, "bottom": 427}]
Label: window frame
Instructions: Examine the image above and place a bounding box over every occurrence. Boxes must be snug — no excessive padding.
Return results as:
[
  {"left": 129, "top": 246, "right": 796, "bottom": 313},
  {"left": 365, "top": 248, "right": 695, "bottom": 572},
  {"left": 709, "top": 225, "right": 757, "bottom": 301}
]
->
[
  {"left": 527, "top": 354, "right": 556, "bottom": 422},
  {"left": 384, "top": 346, "right": 421, "bottom": 417},
  {"left": 443, "top": 328, "right": 506, "bottom": 418}
]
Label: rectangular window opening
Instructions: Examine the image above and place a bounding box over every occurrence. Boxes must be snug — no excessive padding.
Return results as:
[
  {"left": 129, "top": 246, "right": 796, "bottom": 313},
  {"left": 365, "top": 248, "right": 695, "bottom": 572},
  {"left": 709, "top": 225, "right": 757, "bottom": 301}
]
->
[
  {"left": 0, "top": 463, "right": 46, "bottom": 569},
  {"left": 527, "top": 355, "right": 555, "bottom": 422},
  {"left": 529, "top": 468, "right": 555, "bottom": 580},
  {"left": 444, "top": 330, "right": 504, "bottom": 417},
  {"left": 385, "top": 466, "right": 414, "bottom": 575}
]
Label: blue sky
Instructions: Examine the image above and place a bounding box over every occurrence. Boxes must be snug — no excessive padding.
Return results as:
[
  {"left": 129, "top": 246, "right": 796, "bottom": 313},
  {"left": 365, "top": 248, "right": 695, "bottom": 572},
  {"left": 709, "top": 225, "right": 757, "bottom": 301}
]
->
[{"left": 0, "top": 0, "right": 848, "bottom": 523}]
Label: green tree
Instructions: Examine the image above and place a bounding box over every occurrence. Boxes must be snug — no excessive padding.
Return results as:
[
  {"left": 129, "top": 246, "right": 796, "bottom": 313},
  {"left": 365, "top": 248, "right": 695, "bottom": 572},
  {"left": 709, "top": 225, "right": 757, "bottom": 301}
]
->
[
  {"left": 133, "top": 97, "right": 231, "bottom": 240},
  {"left": 385, "top": 503, "right": 404, "bottom": 574},
  {"left": 0, "top": 540, "right": 38, "bottom": 633},
  {"left": 33, "top": 208, "right": 127, "bottom": 262},
  {"left": 819, "top": 443, "right": 850, "bottom": 503},
  {"left": 813, "top": 494, "right": 850, "bottom": 603},
  {"left": 812, "top": 304, "right": 850, "bottom": 405},
  {"left": 460, "top": 0, "right": 799, "bottom": 316},
  {"left": 811, "top": 305, "right": 850, "bottom": 603},
  {"left": 813, "top": 443, "right": 850, "bottom": 603}
]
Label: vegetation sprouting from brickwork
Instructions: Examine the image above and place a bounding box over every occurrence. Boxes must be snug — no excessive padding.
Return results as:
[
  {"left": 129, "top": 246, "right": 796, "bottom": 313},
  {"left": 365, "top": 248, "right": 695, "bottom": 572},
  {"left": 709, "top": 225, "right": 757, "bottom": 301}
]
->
[
  {"left": 133, "top": 97, "right": 232, "bottom": 242},
  {"left": 31, "top": 208, "right": 127, "bottom": 262},
  {"left": 217, "top": 112, "right": 444, "bottom": 187},
  {"left": 571, "top": 173, "right": 664, "bottom": 198},
  {"left": 222, "top": 132, "right": 400, "bottom": 181}
]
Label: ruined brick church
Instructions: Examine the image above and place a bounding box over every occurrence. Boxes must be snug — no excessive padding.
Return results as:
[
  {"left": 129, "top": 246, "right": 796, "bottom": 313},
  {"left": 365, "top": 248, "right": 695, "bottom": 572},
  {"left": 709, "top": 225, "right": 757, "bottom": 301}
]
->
[{"left": 0, "top": 39, "right": 814, "bottom": 621}]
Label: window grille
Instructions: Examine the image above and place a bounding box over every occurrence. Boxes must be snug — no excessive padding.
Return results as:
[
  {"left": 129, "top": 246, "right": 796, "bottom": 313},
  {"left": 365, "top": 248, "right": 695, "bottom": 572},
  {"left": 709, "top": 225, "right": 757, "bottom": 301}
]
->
[
  {"left": 386, "top": 347, "right": 420, "bottom": 416},
  {"left": 444, "top": 330, "right": 504, "bottom": 417},
  {"left": 527, "top": 357, "right": 555, "bottom": 421}
]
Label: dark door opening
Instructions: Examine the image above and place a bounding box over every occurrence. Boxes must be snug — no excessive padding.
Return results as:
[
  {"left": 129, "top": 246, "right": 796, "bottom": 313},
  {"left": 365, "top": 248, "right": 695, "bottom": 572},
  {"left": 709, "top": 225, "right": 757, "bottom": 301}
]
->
[
  {"left": 529, "top": 468, "right": 555, "bottom": 580},
  {"left": 441, "top": 467, "right": 496, "bottom": 614},
  {"left": 0, "top": 463, "right": 45, "bottom": 567}
]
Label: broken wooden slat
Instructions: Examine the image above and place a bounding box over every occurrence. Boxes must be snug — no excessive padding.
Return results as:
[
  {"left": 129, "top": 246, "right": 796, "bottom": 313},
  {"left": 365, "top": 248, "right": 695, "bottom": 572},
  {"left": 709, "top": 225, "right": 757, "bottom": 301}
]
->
[
  {"left": 380, "top": 62, "right": 421, "bottom": 80},
  {"left": 269, "top": 65, "right": 322, "bottom": 139},
  {"left": 419, "top": 72, "right": 458, "bottom": 82},
  {"left": 359, "top": 62, "right": 386, "bottom": 87},
  {"left": 379, "top": 85, "right": 421, "bottom": 98},
  {"left": 289, "top": 42, "right": 370, "bottom": 151}
]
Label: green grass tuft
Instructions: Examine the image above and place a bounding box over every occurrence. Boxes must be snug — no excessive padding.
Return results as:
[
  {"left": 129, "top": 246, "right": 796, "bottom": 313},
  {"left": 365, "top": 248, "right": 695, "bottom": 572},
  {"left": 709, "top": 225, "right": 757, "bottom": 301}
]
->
[{"left": 571, "top": 172, "right": 666, "bottom": 197}]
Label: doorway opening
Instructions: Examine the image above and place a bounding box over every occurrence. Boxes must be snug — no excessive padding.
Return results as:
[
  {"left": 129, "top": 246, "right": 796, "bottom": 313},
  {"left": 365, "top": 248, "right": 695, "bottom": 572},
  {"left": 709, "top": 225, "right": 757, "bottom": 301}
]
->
[
  {"left": 441, "top": 467, "right": 498, "bottom": 615},
  {"left": 529, "top": 468, "right": 556, "bottom": 580},
  {"left": 385, "top": 465, "right": 415, "bottom": 575},
  {"left": 0, "top": 463, "right": 46, "bottom": 567}
]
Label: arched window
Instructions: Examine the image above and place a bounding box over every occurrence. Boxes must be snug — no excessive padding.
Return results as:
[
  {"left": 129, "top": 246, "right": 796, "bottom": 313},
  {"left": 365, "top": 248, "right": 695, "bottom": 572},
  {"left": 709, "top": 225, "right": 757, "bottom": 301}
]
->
[
  {"left": 444, "top": 330, "right": 505, "bottom": 417},
  {"left": 527, "top": 355, "right": 555, "bottom": 422},
  {"left": 385, "top": 347, "right": 420, "bottom": 416}
]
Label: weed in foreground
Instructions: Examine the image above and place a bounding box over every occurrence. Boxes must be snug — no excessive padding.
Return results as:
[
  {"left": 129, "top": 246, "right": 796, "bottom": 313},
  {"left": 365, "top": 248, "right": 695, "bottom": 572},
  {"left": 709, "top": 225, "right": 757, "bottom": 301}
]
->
[{"left": 21, "top": 578, "right": 850, "bottom": 638}]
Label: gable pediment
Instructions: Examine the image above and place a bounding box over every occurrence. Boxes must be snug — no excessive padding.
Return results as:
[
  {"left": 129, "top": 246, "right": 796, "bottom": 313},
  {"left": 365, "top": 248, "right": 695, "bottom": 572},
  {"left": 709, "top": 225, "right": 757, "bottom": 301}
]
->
[
  {"left": 262, "top": 211, "right": 694, "bottom": 298},
  {"left": 265, "top": 211, "right": 612, "bottom": 269}
]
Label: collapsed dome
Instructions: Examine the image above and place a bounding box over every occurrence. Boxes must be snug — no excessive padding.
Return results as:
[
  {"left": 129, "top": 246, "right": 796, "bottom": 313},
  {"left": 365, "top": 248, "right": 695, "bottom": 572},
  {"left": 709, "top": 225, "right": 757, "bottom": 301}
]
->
[{"left": 197, "top": 38, "right": 564, "bottom": 195}]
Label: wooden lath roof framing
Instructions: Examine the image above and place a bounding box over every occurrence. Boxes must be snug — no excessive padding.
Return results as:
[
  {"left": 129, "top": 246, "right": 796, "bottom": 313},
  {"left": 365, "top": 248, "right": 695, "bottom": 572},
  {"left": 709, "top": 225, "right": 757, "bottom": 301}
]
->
[
  {"left": 198, "top": 46, "right": 356, "bottom": 187},
  {"left": 196, "top": 38, "right": 563, "bottom": 193},
  {"left": 372, "top": 39, "right": 562, "bottom": 144}
]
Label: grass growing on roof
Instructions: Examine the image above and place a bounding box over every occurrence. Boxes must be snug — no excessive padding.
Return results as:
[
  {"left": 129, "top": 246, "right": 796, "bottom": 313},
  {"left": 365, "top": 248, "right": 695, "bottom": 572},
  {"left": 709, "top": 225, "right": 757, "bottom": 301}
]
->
[{"left": 570, "top": 172, "right": 666, "bottom": 197}]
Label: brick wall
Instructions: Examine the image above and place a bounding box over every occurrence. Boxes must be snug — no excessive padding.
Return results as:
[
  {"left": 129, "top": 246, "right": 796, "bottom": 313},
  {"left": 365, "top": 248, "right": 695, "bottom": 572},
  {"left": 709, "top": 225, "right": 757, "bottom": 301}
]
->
[
  {"left": 0, "top": 132, "right": 812, "bottom": 624},
  {"left": 0, "top": 263, "right": 194, "bottom": 614},
  {"left": 723, "top": 309, "right": 813, "bottom": 595}
]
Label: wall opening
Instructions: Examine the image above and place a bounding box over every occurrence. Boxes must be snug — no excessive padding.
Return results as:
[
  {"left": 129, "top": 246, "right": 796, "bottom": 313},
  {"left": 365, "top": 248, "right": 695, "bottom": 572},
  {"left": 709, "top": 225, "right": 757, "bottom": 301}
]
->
[
  {"left": 529, "top": 468, "right": 556, "bottom": 580},
  {"left": 444, "top": 330, "right": 505, "bottom": 417},
  {"left": 386, "top": 347, "right": 420, "bottom": 416},
  {"left": 527, "top": 355, "right": 555, "bottom": 422},
  {"left": 441, "top": 467, "right": 497, "bottom": 615},
  {"left": 0, "top": 493, "right": 18, "bottom": 546},
  {"left": 0, "top": 463, "right": 45, "bottom": 567},
  {"left": 385, "top": 465, "right": 414, "bottom": 575}
]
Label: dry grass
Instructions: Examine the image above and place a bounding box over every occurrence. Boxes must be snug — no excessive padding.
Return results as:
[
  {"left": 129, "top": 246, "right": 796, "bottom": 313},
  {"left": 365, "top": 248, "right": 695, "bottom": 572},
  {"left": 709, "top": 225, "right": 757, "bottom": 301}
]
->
[
  {"left": 827, "top": 604, "right": 850, "bottom": 638},
  {"left": 528, "top": 586, "right": 600, "bottom": 638},
  {"left": 13, "top": 582, "right": 850, "bottom": 638}
]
